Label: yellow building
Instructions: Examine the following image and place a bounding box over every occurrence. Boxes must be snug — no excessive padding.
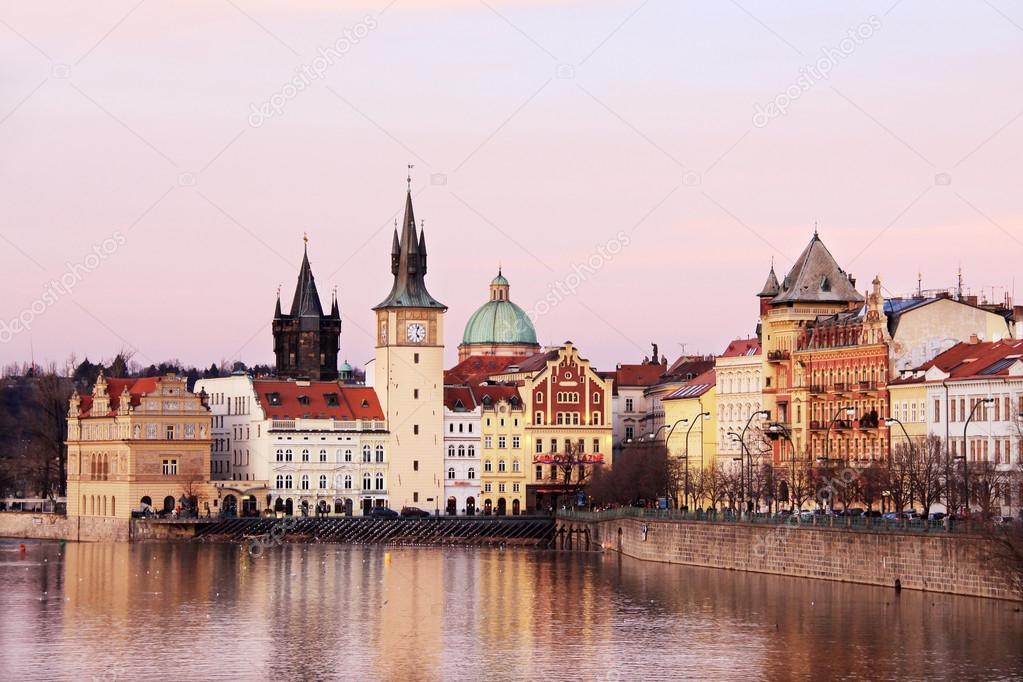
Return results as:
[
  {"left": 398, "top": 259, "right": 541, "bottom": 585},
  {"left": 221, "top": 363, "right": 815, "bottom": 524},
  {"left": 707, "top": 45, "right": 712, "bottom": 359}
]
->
[
  {"left": 478, "top": 388, "right": 528, "bottom": 515},
  {"left": 66, "top": 372, "right": 214, "bottom": 519},
  {"left": 663, "top": 369, "right": 717, "bottom": 507},
  {"left": 886, "top": 376, "right": 928, "bottom": 450}
]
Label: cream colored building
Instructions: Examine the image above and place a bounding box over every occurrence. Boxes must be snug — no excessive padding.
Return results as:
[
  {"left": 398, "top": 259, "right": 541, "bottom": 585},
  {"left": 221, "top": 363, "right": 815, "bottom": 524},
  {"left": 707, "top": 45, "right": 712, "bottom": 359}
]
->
[
  {"left": 66, "top": 372, "right": 214, "bottom": 519},
  {"left": 714, "top": 338, "right": 763, "bottom": 458}
]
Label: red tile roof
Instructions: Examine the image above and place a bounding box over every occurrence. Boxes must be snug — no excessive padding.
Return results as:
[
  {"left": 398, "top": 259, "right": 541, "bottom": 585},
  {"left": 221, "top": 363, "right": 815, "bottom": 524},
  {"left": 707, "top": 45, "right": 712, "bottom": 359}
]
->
[
  {"left": 917, "top": 340, "right": 1023, "bottom": 380},
  {"left": 720, "top": 338, "right": 761, "bottom": 358},
  {"left": 444, "top": 385, "right": 476, "bottom": 411},
  {"left": 443, "top": 384, "right": 522, "bottom": 411},
  {"left": 615, "top": 363, "right": 665, "bottom": 387},
  {"left": 444, "top": 355, "right": 530, "bottom": 385},
  {"left": 79, "top": 376, "right": 161, "bottom": 417},
  {"left": 252, "top": 380, "right": 383, "bottom": 420}
]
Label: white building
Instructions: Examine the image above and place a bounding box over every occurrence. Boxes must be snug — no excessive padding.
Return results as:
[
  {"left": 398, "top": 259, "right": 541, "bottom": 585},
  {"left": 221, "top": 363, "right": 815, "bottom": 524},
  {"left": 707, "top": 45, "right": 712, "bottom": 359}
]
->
[
  {"left": 714, "top": 338, "right": 765, "bottom": 457},
  {"left": 611, "top": 357, "right": 665, "bottom": 462},
  {"left": 443, "top": 386, "right": 481, "bottom": 515},
  {"left": 195, "top": 376, "right": 389, "bottom": 516}
]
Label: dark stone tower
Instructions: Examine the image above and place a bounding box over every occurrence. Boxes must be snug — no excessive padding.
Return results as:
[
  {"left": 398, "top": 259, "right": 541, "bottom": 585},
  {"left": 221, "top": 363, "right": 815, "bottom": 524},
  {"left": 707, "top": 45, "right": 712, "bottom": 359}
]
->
[{"left": 272, "top": 241, "right": 342, "bottom": 380}]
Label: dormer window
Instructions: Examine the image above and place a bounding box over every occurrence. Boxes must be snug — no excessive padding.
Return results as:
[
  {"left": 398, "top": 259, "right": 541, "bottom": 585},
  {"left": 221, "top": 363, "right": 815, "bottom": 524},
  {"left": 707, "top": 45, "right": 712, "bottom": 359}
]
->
[
  {"left": 324, "top": 393, "right": 339, "bottom": 407},
  {"left": 298, "top": 395, "right": 310, "bottom": 406},
  {"left": 361, "top": 399, "right": 369, "bottom": 408},
  {"left": 454, "top": 399, "right": 465, "bottom": 411},
  {"left": 267, "top": 392, "right": 281, "bottom": 406},
  {"left": 820, "top": 275, "right": 830, "bottom": 292}
]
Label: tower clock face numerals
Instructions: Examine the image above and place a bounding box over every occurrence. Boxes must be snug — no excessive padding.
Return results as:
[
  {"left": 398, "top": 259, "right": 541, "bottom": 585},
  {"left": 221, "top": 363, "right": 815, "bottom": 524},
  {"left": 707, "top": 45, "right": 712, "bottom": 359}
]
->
[{"left": 406, "top": 323, "right": 426, "bottom": 343}]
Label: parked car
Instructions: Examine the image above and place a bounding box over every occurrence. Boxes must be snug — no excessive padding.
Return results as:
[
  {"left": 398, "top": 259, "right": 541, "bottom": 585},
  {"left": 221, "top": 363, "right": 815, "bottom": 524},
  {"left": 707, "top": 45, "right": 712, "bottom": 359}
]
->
[
  {"left": 400, "top": 506, "right": 431, "bottom": 518},
  {"left": 368, "top": 507, "right": 399, "bottom": 519},
  {"left": 861, "top": 510, "right": 882, "bottom": 518},
  {"left": 927, "top": 512, "right": 946, "bottom": 521},
  {"left": 883, "top": 511, "right": 913, "bottom": 520},
  {"left": 837, "top": 507, "right": 864, "bottom": 517}
]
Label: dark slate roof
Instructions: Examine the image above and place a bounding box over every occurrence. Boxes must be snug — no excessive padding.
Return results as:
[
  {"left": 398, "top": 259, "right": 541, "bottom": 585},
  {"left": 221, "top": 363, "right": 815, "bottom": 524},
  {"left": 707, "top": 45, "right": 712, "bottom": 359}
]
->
[
  {"left": 290, "top": 245, "right": 325, "bottom": 317},
  {"left": 757, "top": 266, "right": 780, "bottom": 297},
  {"left": 771, "top": 233, "right": 864, "bottom": 305},
  {"left": 374, "top": 190, "right": 446, "bottom": 310}
]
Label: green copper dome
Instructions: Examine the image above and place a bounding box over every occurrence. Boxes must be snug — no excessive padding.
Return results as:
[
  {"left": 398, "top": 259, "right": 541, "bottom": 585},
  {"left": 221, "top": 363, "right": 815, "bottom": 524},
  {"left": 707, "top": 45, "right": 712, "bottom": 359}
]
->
[{"left": 462, "top": 271, "right": 537, "bottom": 346}]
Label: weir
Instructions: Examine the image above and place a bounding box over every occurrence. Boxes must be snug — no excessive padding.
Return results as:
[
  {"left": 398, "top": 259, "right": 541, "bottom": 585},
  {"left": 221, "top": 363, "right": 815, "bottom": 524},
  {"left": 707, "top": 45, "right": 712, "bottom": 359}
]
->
[{"left": 193, "top": 515, "right": 556, "bottom": 547}]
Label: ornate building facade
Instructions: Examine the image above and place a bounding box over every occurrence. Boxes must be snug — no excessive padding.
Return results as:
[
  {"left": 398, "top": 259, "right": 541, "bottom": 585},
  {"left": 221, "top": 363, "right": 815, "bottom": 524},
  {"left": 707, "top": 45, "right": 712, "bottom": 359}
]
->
[{"left": 66, "top": 373, "right": 213, "bottom": 519}]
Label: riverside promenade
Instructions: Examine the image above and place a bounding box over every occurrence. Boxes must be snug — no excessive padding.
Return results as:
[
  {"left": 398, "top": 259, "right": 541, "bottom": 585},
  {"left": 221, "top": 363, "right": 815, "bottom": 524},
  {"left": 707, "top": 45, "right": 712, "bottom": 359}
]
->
[{"left": 558, "top": 508, "right": 1022, "bottom": 601}]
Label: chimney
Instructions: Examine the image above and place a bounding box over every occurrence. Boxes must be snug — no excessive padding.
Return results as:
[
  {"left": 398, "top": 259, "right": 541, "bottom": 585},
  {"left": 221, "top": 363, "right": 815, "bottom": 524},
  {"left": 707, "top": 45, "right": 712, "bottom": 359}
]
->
[{"left": 969, "top": 333, "right": 979, "bottom": 345}]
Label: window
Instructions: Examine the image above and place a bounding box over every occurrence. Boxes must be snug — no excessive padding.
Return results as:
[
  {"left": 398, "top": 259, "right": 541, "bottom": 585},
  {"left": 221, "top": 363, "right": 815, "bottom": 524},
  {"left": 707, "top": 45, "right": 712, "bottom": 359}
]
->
[
  {"left": 625, "top": 398, "right": 634, "bottom": 412},
  {"left": 484, "top": 483, "right": 492, "bottom": 493},
  {"left": 165, "top": 425, "right": 175, "bottom": 440},
  {"left": 319, "top": 474, "right": 327, "bottom": 489},
  {"left": 550, "top": 439, "right": 558, "bottom": 453},
  {"left": 535, "top": 412, "right": 544, "bottom": 425},
  {"left": 413, "top": 425, "right": 419, "bottom": 435},
  {"left": 276, "top": 448, "right": 284, "bottom": 462},
  {"left": 285, "top": 448, "right": 293, "bottom": 462},
  {"left": 414, "top": 352, "right": 420, "bottom": 364},
  {"left": 458, "top": 445, "right": 466, "bottom": 457},
  {"left": 593, "top": 392, "right": 600, "bottom": 404},
  {"left": 363, "top": 445, "right": 371, "bottom": 463},
  {"left": 934, "top": 400, "right": 941, "bottom": 423},
  {"left": 592, "top": 412, "right": 601, "bottom": 425},
  {"left": 512, "top": 460, "right": 520, "bottom": 472},
  {"left": 301, "top": 475, "right": 310, "bottom": 490},
  {"left": 950, "top": 401, "right": 957, "bottom": 422},
  {"left": 375, "top": 445, "right": 385, "bottom": 463},
  {"left": 484, "top": 436, "right": 493, "bottom": 449},
  {"left": 484, "top": 460, "right": 493, "bottom": 472},
  {"left": 285, "top": 474, "right": 293, "bottom": 489},
  {"left": 448, "top": 445, "right": 455, "bottom": 457},
  {"left": 498, "top": 483, "right": 506, "bottom": 493},
  {"left": 593, "top": 438, "right": 600, "bottom": 453},
  {"left": 512, "top": 483, "right": 520, "bottom": 493},
  {"left": 467, "top": 467, "right": 476, "bottom": 480},
  {"left": 498, "top": 460, "right": 506, "bottom": 472},
  {"left": 536, "top": 465, "right": 543, "bottom": 480},
  {"left": 319, "top": 449, "right": 327, "bottom": 462},
  {"left": 512, "top": 436, "right": 520, "bottom": 449},
  {"left": 344, "top": 475, "right": 352, "bottom": 490},
  {"left": 535, "top": 440, "right": 543, "bottom": 453},
  {"left": 413, "top": 460, "right": 419, "bottom": 471},
  {"left": 375, "top": 473, "right": 384, "bottom": 490},
  {"left": 414, "top": 389, "right": 419, "bottom": 399},
  {"left": 498, "top": 436, "right": 507, "bottom": 449},
  {"left": 448, "top": 467, "right": 456, "bottom": 479},
  {"left": 625, "top": 426, "right": 634, "bottom": 441},
  {"left": 363, "top": 473, "right": 371, "bottom": 490},
  {"left": 162, "top": 459, "right": 178, "bottom": 475},
  {"left": 276, "top": 474, "right": 284, "bottom": 488},
  {"left": 467, "top": 445, "right": 475, "bottom": 457},
  {"left": 536, "top": 392, "right": 543, "bottom": 403}
]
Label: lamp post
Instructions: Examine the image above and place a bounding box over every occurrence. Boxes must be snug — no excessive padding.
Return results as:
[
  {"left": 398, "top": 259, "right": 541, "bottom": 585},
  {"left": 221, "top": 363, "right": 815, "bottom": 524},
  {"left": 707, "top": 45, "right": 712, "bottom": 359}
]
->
[
  {"left": 664, "top": 419, "right": 690, "bottom": 509},
  {"left": 680, "top": 414, "right": 708, "bottom": 510},
  {"left": 728, "top": 431, "right": 743, "bottom": 513},
  {"left": 824, "top": 405, "right": 857, "bottom": 465},
  {"left": 885, "top": 416, "right": 916, "bottom": 514},
  {"left": 962, "top": 397, "right": 994, "bottom": 517},
  {"left": 766, "top": 422, "right": 795, "bottom": 510},
  {"left": 739, "top": 410, "right": 770, "bottom": 514}
]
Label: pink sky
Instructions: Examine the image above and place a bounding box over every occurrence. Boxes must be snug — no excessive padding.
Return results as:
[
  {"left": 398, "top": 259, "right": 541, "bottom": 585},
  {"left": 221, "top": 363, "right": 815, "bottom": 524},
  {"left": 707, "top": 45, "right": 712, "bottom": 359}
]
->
[{"left": 1, "top": 0, "right": 1021, "bottom": 372}]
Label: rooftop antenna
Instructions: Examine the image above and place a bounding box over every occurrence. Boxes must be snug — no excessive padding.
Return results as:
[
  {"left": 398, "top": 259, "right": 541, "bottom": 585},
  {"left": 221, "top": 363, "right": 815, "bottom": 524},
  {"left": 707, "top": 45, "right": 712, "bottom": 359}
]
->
[
  {"left": 303, "top": 231, "right": 308, "bottom": 244},
  {"left": 917, "top": 270, "right": 922, "bottom": 297},
  {"left": 957, "top": 266, "right": 963, "bottom": 301}
]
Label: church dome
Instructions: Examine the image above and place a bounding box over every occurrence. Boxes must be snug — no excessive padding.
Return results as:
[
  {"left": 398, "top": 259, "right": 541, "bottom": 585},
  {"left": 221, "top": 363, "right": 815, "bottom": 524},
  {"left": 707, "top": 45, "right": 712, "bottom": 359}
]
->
[{"left": 461, "top": 270, "right": 538, "bottom": 346}]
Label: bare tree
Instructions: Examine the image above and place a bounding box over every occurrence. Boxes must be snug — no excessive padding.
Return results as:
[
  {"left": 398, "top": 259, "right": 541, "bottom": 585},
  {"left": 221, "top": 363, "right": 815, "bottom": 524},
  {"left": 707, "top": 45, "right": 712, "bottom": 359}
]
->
[{"left": 911, "top": 435, "right": 945, "bottom": 517}]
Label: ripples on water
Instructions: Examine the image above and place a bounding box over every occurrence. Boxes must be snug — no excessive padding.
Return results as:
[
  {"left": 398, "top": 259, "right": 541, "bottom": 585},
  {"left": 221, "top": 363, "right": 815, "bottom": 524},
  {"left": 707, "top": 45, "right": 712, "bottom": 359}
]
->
[{"left": 1, "top": 539, "right": 1021, "bottom": 681}]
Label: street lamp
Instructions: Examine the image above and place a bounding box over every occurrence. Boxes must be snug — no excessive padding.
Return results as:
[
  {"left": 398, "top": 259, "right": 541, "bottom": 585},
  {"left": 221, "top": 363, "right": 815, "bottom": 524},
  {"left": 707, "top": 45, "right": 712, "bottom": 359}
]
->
[
  {"left": 824, "top": 405, "right": 857, "bottom": 465},
  {"left": 664, "top": 419, "right": 690, "bottom": 509},
  {"left": 739, "top": 409, "right": 770, "bottom": 514},
  {"left": 962, "top": 397, "right": 994, "bottom": 517},
  {"left": 728, "top": 431, "right": 744, "bottom": 512},
  {"left": 766, "top": 422, "right": 795, "bottom": 510},
  {"left": 885, "top": 416, "right": 917, "bottom": 513},
  {"left": 678, "top": 414, "right": 708, "bottom": 510}
]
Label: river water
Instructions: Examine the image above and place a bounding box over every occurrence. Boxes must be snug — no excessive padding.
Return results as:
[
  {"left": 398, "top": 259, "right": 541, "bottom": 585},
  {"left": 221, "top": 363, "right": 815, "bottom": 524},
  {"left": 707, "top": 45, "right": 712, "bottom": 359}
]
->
[{"left": 1, "top": 539, "right": 1021, "bottom": 681}]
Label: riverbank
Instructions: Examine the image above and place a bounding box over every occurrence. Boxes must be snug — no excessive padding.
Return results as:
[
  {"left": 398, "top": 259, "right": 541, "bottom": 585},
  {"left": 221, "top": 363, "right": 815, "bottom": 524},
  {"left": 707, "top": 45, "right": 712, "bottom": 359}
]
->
[
  {"left": 0, "top": 512, "right": 130, "bottom": 542},
  {"left": 561, "top": 509, "right": 1022, "bottom": 602}
]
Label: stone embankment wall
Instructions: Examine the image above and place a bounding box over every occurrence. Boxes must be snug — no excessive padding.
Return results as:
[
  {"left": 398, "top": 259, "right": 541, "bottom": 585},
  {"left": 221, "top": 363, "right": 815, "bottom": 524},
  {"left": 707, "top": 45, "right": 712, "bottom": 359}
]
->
[
  {"left": 0, "top": 512, "right": 130, "bottom": 542},
  {"left": 573, "top": 515, "right": 1020, "bottom": 602}
]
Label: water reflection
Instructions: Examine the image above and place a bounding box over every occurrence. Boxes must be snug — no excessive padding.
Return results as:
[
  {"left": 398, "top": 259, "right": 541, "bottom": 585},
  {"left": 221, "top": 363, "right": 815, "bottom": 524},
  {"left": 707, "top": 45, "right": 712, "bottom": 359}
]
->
[{"left": 0, "top": 540, "right": 1020, "bottom": 681}]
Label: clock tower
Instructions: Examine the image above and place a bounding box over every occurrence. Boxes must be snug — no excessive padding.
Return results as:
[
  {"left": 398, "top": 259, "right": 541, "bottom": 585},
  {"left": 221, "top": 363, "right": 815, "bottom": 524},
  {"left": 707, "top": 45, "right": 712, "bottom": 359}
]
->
[{"left": 373, "top": 185, "right": 446, "bottom": 512}]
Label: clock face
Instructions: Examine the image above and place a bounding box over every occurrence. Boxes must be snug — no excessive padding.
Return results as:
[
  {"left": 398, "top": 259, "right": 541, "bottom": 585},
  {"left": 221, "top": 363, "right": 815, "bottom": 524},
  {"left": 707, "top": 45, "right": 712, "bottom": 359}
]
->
[{"left": 406, "top": 323, "right": 426, "bottom": 344}]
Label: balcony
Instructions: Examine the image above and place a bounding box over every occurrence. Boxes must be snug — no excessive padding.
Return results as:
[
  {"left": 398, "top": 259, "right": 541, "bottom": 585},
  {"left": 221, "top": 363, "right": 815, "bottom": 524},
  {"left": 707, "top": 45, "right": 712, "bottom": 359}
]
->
[
  {"left": 269, "top": 418, "right": 386, "bottom": 432},
  {"left": 767, "top": 350, "right": 790, "bottom": 363}
]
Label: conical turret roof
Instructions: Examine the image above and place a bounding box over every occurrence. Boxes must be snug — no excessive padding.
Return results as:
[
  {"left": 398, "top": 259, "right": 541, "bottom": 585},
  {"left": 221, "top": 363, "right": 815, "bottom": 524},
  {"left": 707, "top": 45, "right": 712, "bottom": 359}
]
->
[
  {"left": 290, "top": 244, "right": 325, "bottom": 317},
  {"left": 771, "top": 233, "right": 864, "bottom": 305},
  {"left": 374, "top": 189, "right": 445, "bottom": 310}
]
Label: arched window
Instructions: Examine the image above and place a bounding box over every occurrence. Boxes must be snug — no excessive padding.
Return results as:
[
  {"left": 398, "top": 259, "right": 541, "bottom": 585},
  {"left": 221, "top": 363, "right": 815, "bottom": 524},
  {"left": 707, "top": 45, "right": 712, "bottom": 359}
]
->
[
  {"left": 285, "top": 448, "right": 293, "bottom": 462},
  {"left": 284, "top": 474, "right": 293, "bottom": 489},
  {"left": 301, "top": 475, "right": 309, "bottom": 490},
  {"left": 512, "top": 460, "right": 520, "bottom": 472},
  {"left": 319, "top": 449, "right": 327, "bottom": 462},
  {"left": 467, "top": 467, "right": 476, "bottom": 480},
  {"left": 275, "top": 448, "right": 284, "bottom": 462},
  {"left": 458, "top": 444, "right": 466, "bottom": 457},
  {"left": 467, "top": 445, "right": 475, "bottom": 457},
  {"left": 484, "top": 460, "right": 493, "bottom": 472},
  {"left": 498, "top": 460, "right": 506, "bottom": 472},
  {"left": 344, "top": 449, "right": 353, "bottom": 462},
  {"left": 375, "top": 473, "right": 384, "bottom": 490},
  {"left": 363, "top": 445, "right": 371, "bottom": 463},
  {"left": 301, "top": 448, "right": 310, "bottom": 462},
  {"left": 536, "top": 392, "right": 543, "bottom": 403},
  {"left": 319, "top": 474, "right": 327, "bottom": 489},
  {"left": 276, "top": 474, "right": 284, "bottom": 488},
  {"left": 375, "top": 445, "right": 384, "bottom": 462},
  {"left": 593, "top": 392, "right": 600, "bottom": 403},
  {"left": 362, "top": 473, "right": 371, "bottom": 490},
  {"left": 344, "top": 474, "right": 352, "bottom": 489},
  {"left": 110, "top": 497, "right": 115, "bottom": 517},
  {"left": 448, "top": 445, "right": 455, "bottom": 457},
  {"left": 448, "top": 467, "right": 456, "bottom": 479}
]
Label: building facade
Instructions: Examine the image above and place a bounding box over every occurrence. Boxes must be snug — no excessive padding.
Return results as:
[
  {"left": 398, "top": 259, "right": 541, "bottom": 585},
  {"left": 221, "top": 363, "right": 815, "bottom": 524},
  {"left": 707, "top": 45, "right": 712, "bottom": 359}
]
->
[
  {"left": 66, "top": 373, "right": 214, "bottom": 519},
  {"left": 714, "top": 338, "right": 763, "bottom": 460},
  {"left": 443, "top": 386, "right": 481, "bottom": 515},
  {"left": 612, "top": 350, "right": 667, "bottom": 462}
]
